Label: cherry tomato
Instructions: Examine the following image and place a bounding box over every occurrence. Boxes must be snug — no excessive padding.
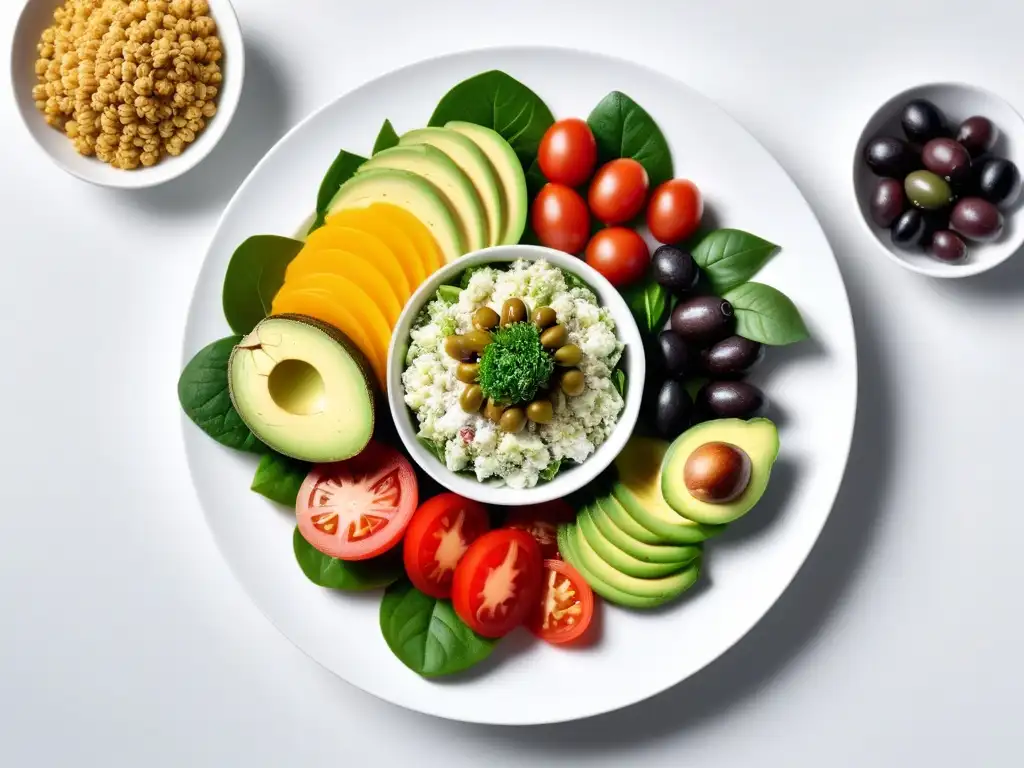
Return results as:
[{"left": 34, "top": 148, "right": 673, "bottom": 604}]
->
[
  {"left": 403, "top": 493, "right": 490, "bottom": 598},
  {"left": 452, "top": 529, "right": 543, "bottom": 638},
  {"left": 505, "top": 500, "right": 576, "bottom": 560},
  {"left": 647, "top": 179, "right": 704, "bottom": 244},
  {"left": 538, "top": 118, "right": 598, "bottom": 187},
  {"left": 531, "top": 183, "right": 591, "bottom": 254},
  {"left": 585, "top": 227, "right": 650, "bottom": 287},
  {"left": 296, "top": 441, "right": 418, "bottom": 561},
  {"left": 588, "top": 158, "right": 649, "bottom": 225},
  {"left": 527, "top": 560, "right": 595, "bottom": 645}
]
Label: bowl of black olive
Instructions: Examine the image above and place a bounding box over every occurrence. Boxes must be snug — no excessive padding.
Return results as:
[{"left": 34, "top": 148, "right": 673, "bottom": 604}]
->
[{"left": 854, "top": 83, "right": 1024, "bottom": 277}]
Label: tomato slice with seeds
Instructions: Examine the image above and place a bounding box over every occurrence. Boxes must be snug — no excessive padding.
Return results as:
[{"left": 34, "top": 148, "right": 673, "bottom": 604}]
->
[
  {"left": 452, "top": 529, "right": 543, "bottom": 638},
  {"left": 403, "top": 493, "right": 490, "bottom": 599},
  {"left": 528, "top": 559, "right": 595, "bottom": 645},
  {"left": 296, "top": 441, "right": 418, "bottom": 561},
  {"left": 505, "top": 500, "right": 576, "bottom": 560}
]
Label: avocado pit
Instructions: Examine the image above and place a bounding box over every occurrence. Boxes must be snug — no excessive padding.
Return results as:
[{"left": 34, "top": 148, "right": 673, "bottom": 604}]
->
[{"left": 683, "top": 441, "right": 751, "bottom": 504}]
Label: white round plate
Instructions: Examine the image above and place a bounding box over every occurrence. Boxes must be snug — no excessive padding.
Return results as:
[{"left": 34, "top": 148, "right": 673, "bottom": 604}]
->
[{"left": 182, "top": 47, "right": 857, "bottom": 725}]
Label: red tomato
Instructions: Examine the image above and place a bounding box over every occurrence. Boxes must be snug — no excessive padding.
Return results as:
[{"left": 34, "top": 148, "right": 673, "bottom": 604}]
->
[
  {"left": 585, "top": 227, "right": 650, "bottom": 287},
  {"left": 452, "top": 529, "right": 543, "bottom": 638},
  {"left": 505, "top": 500, "right": 576, "bottom": 560},
  {"left": 588, "top": 158, "right": 649, "bottom": 225},
  {"left": 403, "top": 494, "right": 489, "bottom": 598},
  {"left": 538, "top": 118, "right": 598, "bottom": 187},
  {"left": 296, "top": 441, "right": 418, "bottom": 561},
  {"left": 531, "top": 183, "right": 591, "bottom": 254},
  {"left": 647, "top": 179, "right": 704, "bottom": 244},
  {"left": 527, "top": 560, "right": 595, "bottom": 645}
]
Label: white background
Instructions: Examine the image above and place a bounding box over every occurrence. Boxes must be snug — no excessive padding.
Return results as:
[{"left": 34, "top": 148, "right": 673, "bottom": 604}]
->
[{"left": 1, "top": 0, "right": 1022, "bottom": 765}]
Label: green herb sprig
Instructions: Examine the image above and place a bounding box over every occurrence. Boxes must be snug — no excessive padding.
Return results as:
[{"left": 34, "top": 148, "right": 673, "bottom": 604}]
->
[{"left": 478, "top": 322, "right": 554, "bottom": 405}]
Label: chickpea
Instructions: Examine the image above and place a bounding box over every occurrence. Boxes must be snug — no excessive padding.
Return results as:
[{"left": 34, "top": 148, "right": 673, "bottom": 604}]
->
[
  {"left": 540, "top": 324, "right": 569, "bottom": 349},
  {"left": 472, "top": 306, "right": 500, "bottom": 331},
  {"left": 500, "top": 297, "right": 527, "bottom": 326},
  {"left": 554, "top": 344, "right": 582, "bottom": 367}
]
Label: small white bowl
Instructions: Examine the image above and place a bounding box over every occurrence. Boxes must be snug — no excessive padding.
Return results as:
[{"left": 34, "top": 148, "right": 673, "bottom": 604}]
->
[
  {"left": 10, "top": 0, "right": 244, "bottom": 189},
  {"left": 853, "top": 82, "right": 1024, "bottom": 278},
  {"left": 387, "top": 245, "right": 645, "bottom": 507}
]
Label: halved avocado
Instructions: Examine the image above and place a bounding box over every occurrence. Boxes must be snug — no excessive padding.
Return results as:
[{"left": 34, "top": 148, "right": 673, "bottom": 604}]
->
[
  {"left": 613, "top": 437, "right": 725, "bottom": 545},
  {"left": 591, "top": 496, "right": 701, "bottom": 565},
  {"left": 327, "top": 168, "right": 464, "bottom": 263},
  {"left": 556, "top": 525, "right": 668, "bottom": 610},
  {"left": 400, "top": 128, "right": 504, "bottom": 248},
  {"left": 446, "top": 121, "right": 527, "bottom": 245},
  {"left": 359, "top": 145, "right": 488, "bottom": 253},
  {"left": 662, "top": 418, "right": 780, "bottom": 525},
  {"left": 578, "top": 505, "right": 691, "bottom": 579},
  {"left": 228, "top": 315, "right": 374, "bottom": 463}
]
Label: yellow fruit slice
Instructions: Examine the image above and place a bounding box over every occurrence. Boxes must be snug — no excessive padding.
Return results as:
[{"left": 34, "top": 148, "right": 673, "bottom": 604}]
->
[
  {"left": 304, "top": 226, "right": 411, "bottom": 300},
  {"left": 324, "top": 208, "right": 427, "bottom": 290},
  {"left": 285, "top": 247, "right": 402, "bottom": 327},
  {"left": 329, "top": 202, "right": 445, "bottom": 277}
]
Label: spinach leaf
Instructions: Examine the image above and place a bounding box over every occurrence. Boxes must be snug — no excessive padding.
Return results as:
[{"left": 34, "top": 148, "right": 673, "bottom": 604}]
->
[
  {"left": 372, "top": 119, "right": 400, "bottom": 155},
  {"left": 525, "top": 157, "right": 547, "bottom": 197},
  {"left": 563, "top": 270, "right": 596, "bottom": 294},
  {"left": 294, "top": 528, "right": 403, "bottom": 591},
  {"left": 380, "top": 580, "right": 497, "bottom": 676},
  {"left": 684, "top": 377, "right": 708, "bottom": 401},
  {"left": 178, "top": 336, "right": 264, "bottom": 453},
  {"left": 418, "top": 437, "right": 446, "bottom": 464},
  {"left": 540, "top": 459, "right": 562, "bottom": 482},
  {"left": 622, "top": 277, "right": 668, "bottom": 333},
  {"left": 612, "top": 368, "right": 627, "bottom": 398},
  {"left": 692, "top": 229, "right": 780, "bottom": 294},
  {"left": 436, "top": 285, "right": 461, "bottom": 305},
  {"left": 587, "top": 91, "right": 673, "bottom": 188},
  {"left": 723, "top": 282, "right": 809, "bottom": 345},
  {"left": 251, "top": 452, "right": 309, "bottom": 506},
  {"left": 222, "top": 235, "right": 304, "bottom": 335},
  {"left": 310, "top": 149, "right": 367, "bottom": 233},
  {"left": 458, "top": 264, "right": 487, "bottom": 289},
  {"left": 428, "top": 70, "right": 555, "bottom": 165}
]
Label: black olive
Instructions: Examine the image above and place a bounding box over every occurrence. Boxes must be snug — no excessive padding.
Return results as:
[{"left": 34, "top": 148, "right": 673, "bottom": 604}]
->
[
  {"left": 670, "top": 296, "right": 735, "bottom": 345},
  {"left": 922, "top": 138, "right": 972, "bottom": 185},
  {"left": 901, "top": 99, "right": 947, "bottom": 144},
  {"left": 870, "top": 178, "right": 907, "bottom": 228},
  {"left": 891, "top": 209, "right": 928, "bottom": 249},
  {"left": 651, "top": 245, "right": 700, "bottom": 296},
  {"left": 655, "top": 330, "right": 695, "bottom": 379},
  {"left": 951, "top": 197, "right": 1004, "bottom": 242},
  {"left": 976, "top": 158, "right": 1022, "bottom": 209},
  {"left": 699, "top": 381, "right": 766, "bottom": 419},
  {"left": 921, "top": 209, "right": 951, "bottom": 248},
  {"left": 703, "top": 336, "right": 764, "bottom": 376},
  {"left": 956, "top": 116, "right": 998, "bottom": 158},
  {"left": 928, "top": 231, "right": 968, "bottom": 264},
  {"left": 864, "top": 136, "right": 916, "bottom": 178},
  {"left": 654, "top": 380, "right": 693, "bottom": 439}
]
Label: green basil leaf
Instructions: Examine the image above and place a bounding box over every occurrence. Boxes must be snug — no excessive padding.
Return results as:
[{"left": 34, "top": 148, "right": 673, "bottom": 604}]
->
[
  {"left": 418, "top": 437, "right": 446, "bottom": 464},
  {"left": 612, "top": 368, "right": 627, "bottom": 398},
  {"left": 428, "top": 70, "right": 555, "bottom": 165},
  {"left": 310, "top": 149, "right": 367, "bottom": 233},
  {"left": 380, "top": 580, "right": 497, "bottom": 676},
  {"left": 372, "top": 119, "right": 400, "bottom": 155},
  {"left": 587, "top": 91, "right": 673, "bottom": 188},
  {"left": 691, "top": 229, "right": 780, "bottom": 294},
  {"left": 436, "top": 285, "right": 461, "bottom": 305},
  {"left": 622, "top": 277, "right": 668, "bottom": 334},
  {"left": 540, "top": 459, "right": 562, "bottom": 482},
  {"left": 178, "top": 336, "right": 264, "bottom": 453},
  {"left": 221, "top": 235, "right": 304, "bottom": 335},
  {"left": 293, "top": 528, "right": 403, "bottom": 591},
  {"left": 251, "top": 452, "right": 309, "bottom": 506},
  {"left": 723, "top": 282, "right": 809, "bottom": 346}
]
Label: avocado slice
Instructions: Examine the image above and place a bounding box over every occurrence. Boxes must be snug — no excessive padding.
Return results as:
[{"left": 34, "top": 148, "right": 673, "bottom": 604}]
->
[
  {"left": 591, "top": 496, "right": 701, "bottom": 565},
  {"left": 446, "top": 121, "right": 527, "bottom": 245},
  {"left": 593, "top": 490, "right": 662, "bottom": 545},
  {"left": 613, "top": 437, "right": 725, "bottom": 544},
  {"left": 359, "top": 145, "right": 488, "bottom": 253},
  {"left": 578, "top": 505, "right": 694, "bottom": 579},
  {"left": 662, "top": 418, "right": 780, "bottom": 525},
  {"left": 400, "top": 128, "right": 504, "bottom": 248},
  {"left": 327, "top": 168, "right": 465, "bottom": 263},
  {"left": 556, "top": 525, "right": 668, "bottom": 610},
  {"left": 228, "top": 315, "right": 375, "bottom": 463}
]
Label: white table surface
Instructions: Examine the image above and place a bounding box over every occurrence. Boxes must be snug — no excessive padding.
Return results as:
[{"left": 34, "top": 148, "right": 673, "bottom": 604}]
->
[{"left": 2, "top": 0, "right": 1022, "bottom": 764}]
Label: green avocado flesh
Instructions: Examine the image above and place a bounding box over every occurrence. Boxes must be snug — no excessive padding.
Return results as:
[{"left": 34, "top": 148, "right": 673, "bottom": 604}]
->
[
  {"left": 327, "top": 167, "right": 464, "bottom": 263},
  {"left": 446, "top": 121, "right": 527, "bottom": 245},
  {"left": 590, "top": 496, "right": 701, "bottom": 565},
  {"left": 359, "top": 145, "right": 488, "bottom": 253},
  {"left": 662, "top": 418, "right": 780, "bottom": 525},
  {"left": 227, "top": 315, "right": 374, "bottom": 463},
  {"left": 578, "top": 504, "right": 696, "bottom": 579},
  {"left": 400, "top": 127, "right": 504, "bottom": 248}
]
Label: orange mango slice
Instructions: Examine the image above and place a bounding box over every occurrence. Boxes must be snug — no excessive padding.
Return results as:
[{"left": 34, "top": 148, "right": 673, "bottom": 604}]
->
[
  {"left": 324, "top": 208, "right": 427, "bottom": 291},
  {"left": 284, "top": 247, "right": 403, "bottom": 327},
  {"left": 304, "top": 226, "right": 411, "bottom": 300},
  {"left": 328, "top": 202, "right": 445, "bottom": 277}
]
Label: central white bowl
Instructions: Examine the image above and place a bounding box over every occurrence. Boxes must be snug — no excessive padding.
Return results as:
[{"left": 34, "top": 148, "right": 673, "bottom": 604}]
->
[{"left": 387, "top": 245, "right": 645, "bottom": 507}]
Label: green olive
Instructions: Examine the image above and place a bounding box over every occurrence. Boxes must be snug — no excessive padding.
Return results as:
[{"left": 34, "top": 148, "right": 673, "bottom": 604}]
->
[
  {"left": 526, "top": 400, "right": 554, "bottom": 424},
  {"left": 560, "top": 369, "right": 586, "bottom": 397},
  {"left": 905, "top": 170, "right": 954, "bottom": 210},
  {"left": 554, "top": 344, "right": 582, "bottom": 367},
  {"left": 462, "top": 329, "right": 493, "bottom": 353},
  {"left": 501, "top": 297, "right": 528, "bottom": 326},
  {"left": 540, "top": 324, "right": 569, "bottom": 348},
  {"left": 455, "top": 362, "right": 480, "bottom": 383},
  {"left": 473, "top": 306, "right": 500, "bottom": 331},
  {"left": 532, "top": 306, "right": 557, "bottom": 328},
  {"left": 499, "top": 407, "right": 527, "bottom": 433},
  {"left": 444, "top": 335, "right": 466, "bottom": 360},
  {"left": 460, "top": 385, "right": 484, "bottom": 413},
  {"left": 483, "top": 399, "right": 507, "bottom": 423}
]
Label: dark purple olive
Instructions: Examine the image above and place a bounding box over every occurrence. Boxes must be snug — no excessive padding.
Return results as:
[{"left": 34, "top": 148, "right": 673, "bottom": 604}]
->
[
  {"left": 651, "top": 245, "right": 700, "bottom": 296},
  {"left": 870, "top": 178, "right": 907, "bottom": 228},
  {"left": 956, "top": 116, "right": 998, "bottom": 157},
  {"left": 653, "top": 380, "right": 693, "bottom": 439},
  {"left": 921, "top": 210, "right": 951, "bottom": 248},
  {"left": 703, "top": 336, "right": 764, "bottom": 377},
  {"left": 901, "top": 99, "right": 947, "bottom": 144},
  {"left": 864, "top": 136, "right": 915, "bottom": 177},
  {"left": 928, "top": 231, "right": 968, "bottom": 264},
  {"left": 891, "top": 209, "right": 928, "bottom": 249},
  {"left": 655, "top": 330, "right": 695, "bottom": 380},
  {"left": 698, "top": 381, "right": 766, "bottom": 420},
  {"left": 951, "top": 197, "right": 1005, "bottom": 242},
  {"left": 922, "top": 138, "right": 972, "bottom": 185},
  {"left": 670, "top": 296, "right": 735, "bottom": 345},
  {"left": 977, "top": 158, "right": 1021, "bottom": 209}
]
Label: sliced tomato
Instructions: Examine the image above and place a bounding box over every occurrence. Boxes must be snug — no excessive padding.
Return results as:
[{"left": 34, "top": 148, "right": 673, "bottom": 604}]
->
[
  {"left": 296, "top": 441, "right": 418, "bottom": 561},
  {"left": 452, "top": 529, "right": 543, "bottom": 638},
  {"left": 528, "top": 560, "right": 595, "bottom": 645},
  {"left": 403, "top": 493, "right": 490, "bottom": 598},
  {"left": 505, "top": 500, "right": 576, "bottom": 560}
]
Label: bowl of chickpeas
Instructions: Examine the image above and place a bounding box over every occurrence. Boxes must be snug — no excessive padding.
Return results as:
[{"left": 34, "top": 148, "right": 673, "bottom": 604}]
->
[{"left": 11, "top": 0, "right": 243, "bottom": 188}]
